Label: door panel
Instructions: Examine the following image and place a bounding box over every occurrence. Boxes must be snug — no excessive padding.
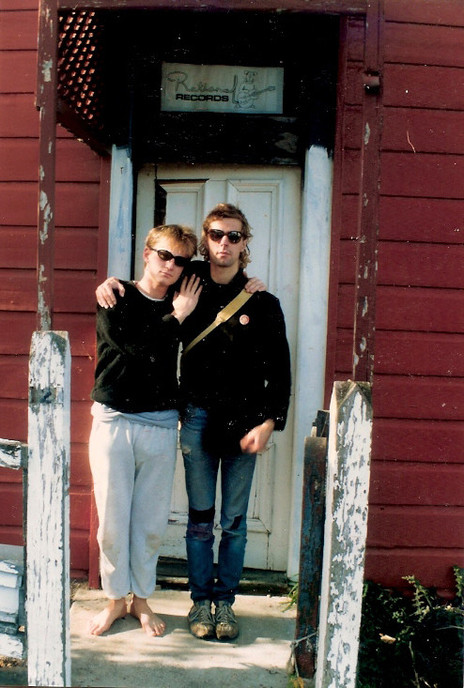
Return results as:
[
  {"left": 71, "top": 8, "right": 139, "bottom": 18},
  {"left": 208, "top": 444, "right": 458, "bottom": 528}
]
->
[{"left": 135, "top": 164, "right": 301, "bottom": 570}]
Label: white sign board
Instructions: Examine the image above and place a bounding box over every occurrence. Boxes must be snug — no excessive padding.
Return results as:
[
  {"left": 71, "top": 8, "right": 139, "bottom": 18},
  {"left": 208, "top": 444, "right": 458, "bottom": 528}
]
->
[{"left": 161, "top": 62, "right": 284, "bottom": 114}]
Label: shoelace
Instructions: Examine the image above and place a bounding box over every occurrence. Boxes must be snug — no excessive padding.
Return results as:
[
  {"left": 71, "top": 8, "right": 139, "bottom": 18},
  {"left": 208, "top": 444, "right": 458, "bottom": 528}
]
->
[
  {"left": 215, "top": 605, "right": 235, "bottom": 624},
  {"left": 194, "top": 604, "right": 213, "bottom": 622}
]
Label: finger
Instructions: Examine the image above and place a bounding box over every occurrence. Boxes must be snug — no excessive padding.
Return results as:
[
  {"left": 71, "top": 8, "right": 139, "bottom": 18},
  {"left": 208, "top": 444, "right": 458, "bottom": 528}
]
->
[
  {"left": 188, "top": 275, "right": 201, "bottom": 291},
  {"left": 105, "top": 290, "right": 117, "bottom": 306},
  {"left": 99, "top": 300, "right": 112, "bottom": 309},
  {"left": 240, "top": 434, "right": 254, "bottom": 452},
  {"left": 184, "top": 275, "right": 198, "bottom": 292},
  {"left": 187, "top": 277, "right": 202, "bottom": 296},
  {"left": 96, "top": 290, "right": 109, "bottom": 308}
]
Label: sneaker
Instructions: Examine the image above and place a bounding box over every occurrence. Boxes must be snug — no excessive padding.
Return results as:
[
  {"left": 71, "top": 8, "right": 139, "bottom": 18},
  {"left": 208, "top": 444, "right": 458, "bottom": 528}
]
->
[
  {"left": 215, "top": 601, "right": 239, "bottom": 640},
  {"left": 188, "top": 600, "right": 215, "bottom": 639}
]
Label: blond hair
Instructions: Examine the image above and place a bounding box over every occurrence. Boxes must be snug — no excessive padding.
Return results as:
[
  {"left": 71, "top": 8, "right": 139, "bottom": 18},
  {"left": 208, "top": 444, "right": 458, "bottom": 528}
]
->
[{"left": 145, "top": 224, "right": 197, "bottom": 258}]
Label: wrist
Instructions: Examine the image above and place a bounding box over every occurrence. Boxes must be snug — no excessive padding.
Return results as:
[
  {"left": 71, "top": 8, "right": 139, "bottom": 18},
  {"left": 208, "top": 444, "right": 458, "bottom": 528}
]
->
[{"left": 171, "top": 310, "right": 185, "bottom": 324}]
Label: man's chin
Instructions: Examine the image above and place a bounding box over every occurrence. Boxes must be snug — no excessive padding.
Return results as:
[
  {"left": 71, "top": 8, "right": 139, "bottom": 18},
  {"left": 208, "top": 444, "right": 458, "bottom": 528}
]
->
[{"left": 158, "top": 275, "right": 177, "bottom": 287}]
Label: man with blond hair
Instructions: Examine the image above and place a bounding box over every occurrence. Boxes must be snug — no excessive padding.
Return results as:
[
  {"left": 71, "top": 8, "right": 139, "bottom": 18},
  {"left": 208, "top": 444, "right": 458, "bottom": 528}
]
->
[{"left": 89, "top": 224, "right": 201, "bottom": 637}]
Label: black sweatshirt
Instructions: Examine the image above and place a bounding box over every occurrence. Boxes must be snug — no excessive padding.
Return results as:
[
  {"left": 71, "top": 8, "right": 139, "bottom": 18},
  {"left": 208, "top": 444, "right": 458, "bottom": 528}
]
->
[
  {"left": 180, "top": 262, "right": 291, "bottom": 431},
  {"left": 91, "top": 281, "right": 181, "bottom": 413}
]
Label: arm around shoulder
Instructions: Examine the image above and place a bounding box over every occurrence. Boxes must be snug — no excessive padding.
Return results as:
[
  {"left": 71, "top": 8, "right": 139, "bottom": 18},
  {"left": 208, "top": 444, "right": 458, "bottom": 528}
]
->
[{"left": 96, "top": 277, "right": 125, "bottom": 308}]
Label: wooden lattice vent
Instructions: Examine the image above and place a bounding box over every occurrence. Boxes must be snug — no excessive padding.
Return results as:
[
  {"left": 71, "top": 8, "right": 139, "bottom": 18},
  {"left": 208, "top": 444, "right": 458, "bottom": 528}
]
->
[{"left": 58, "top": 10, "right": 105, "bottom": 133}]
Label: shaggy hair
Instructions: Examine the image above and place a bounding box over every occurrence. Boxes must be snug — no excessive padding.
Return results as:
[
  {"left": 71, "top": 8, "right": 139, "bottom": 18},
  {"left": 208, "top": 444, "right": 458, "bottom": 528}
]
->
[{"left": 199, "top": 203, "right": 252, "bottom": 269}]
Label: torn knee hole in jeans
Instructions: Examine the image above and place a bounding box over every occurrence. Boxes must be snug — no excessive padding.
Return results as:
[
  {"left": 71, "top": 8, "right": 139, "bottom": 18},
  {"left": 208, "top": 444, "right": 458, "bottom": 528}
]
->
[
  {"left": 187, "top": 521, "right": 214, "bottom": 540},
  {"left": 188, "top": 506, "right": 215, "bottom": 540}
]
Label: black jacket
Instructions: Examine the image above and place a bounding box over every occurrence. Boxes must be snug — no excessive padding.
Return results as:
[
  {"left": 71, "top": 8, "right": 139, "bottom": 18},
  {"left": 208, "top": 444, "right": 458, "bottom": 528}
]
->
[
  {"left": 91, "top": 281, "right": 181, "bottom": 413},
  {"left": 180, "top": 262, "right": 291, "bottom": 431}
]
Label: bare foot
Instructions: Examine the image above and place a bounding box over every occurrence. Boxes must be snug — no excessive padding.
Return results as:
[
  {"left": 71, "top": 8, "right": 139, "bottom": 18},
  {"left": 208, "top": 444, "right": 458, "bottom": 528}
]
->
[
  {"left": 129, "top": 595, "right": 166, "bottom": 637},
  {"left": 89, "top": 597, "right": 127, "bottom": 636}
]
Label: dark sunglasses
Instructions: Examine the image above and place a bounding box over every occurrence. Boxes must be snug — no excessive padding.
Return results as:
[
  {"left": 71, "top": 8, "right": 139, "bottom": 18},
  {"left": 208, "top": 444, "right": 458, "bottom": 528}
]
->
[
  {"left": 206, "top": 229, "right": 245, "bottom": 244},
  {"left": 150, "top": 248, "right": 190, "bottom": 268}
]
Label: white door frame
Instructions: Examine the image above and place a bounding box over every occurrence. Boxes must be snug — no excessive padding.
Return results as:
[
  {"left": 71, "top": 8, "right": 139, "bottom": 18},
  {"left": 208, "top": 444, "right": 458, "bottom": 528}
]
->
[
  {"left": 107, "top": 146, "right": 333, "bottom": 578},
  {"left": 287, "top": 145, "right": 333, "bottom": 579},
  {"left": 107, "top": 144, "right": 133, "bottom": 279}
]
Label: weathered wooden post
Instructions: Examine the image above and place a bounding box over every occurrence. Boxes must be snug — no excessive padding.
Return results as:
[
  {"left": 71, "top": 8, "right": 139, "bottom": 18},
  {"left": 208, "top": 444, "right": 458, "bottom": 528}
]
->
[
  {"left": 27, "top": 331, "right": 71, "bottom": 687},
  {"left": 315, "top": 381, "right": 372, "bottom": 688},
  {"left": 294, "top": 410, "right": 328, "bottom": 679}
]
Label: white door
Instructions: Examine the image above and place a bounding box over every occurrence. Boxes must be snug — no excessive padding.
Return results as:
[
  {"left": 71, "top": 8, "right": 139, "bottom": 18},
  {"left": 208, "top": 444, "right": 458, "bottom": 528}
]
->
[{"left": 135, "top": 163, "right": 301, "bottom": 571}]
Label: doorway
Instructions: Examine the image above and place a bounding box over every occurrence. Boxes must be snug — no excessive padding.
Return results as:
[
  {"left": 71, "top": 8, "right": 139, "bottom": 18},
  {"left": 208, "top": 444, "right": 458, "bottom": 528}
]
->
[
  {"left": 100, "top": 5, "right": 339, "bottom": 576},
  {"left": 135, "top": 163, "right": 301, "bottom": 571}
]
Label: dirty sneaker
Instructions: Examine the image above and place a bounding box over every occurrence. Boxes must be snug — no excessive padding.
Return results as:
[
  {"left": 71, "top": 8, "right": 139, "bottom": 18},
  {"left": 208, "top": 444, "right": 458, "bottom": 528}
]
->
[
  {"left": 188, "top": 600, "right": 215, "bottom": 639},
  {"left": 215, "top": 601, "right": 239, "bottom": 640}
]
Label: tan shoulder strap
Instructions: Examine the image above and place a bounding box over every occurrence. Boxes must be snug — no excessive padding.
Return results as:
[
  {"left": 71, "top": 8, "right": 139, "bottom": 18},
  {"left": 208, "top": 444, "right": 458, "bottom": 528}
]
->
[{"left": 182, "top": 289, "right": 253, "bottom": 356}]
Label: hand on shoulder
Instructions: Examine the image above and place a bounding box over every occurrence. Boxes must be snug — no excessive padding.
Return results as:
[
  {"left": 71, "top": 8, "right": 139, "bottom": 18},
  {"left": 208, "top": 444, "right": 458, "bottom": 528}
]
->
[{"left": 96, "top": 277, "right": 125, "bottom": 308}]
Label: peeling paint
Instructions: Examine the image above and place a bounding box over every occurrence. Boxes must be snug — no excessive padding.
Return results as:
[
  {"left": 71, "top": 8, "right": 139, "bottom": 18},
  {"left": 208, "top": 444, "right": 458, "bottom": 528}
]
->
[
  {"left": 315, "top": 382, "right": 372, "bottom": 688},
  {"left": 39, "top": 190, "right": 48, "bottom": 213},
  {"left": 361, "top": 297, "right": 368, "bottom": 317},
  {"left": 364, "top": 122, "right": 370, "bottom": 145},
  {"left": 37, "top": 266, "right": 50, "bottom": 331},
  {"left": 27, "top": 331, "right": 71, "bottom": 685},
  {"left": 42, "top": 59, "right": 53, "bottom": 83},
  {"left": 0, "top": 440, "right": 27, "bottom": 471},
  {"left": 38, "top": 191, "right": 53, "bottom": 243},
  {"left": 38, "top": 264, "right": 47, "bottom": 285}
]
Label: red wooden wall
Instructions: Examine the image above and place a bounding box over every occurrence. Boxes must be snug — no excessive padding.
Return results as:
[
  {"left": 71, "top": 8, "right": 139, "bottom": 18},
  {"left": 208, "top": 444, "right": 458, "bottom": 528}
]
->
[
  {"left": 0, "top": 0, "right": 105, "bottom": 577},
  {"left": 329, "top": 2, "right": 464, "bottom": 592}
]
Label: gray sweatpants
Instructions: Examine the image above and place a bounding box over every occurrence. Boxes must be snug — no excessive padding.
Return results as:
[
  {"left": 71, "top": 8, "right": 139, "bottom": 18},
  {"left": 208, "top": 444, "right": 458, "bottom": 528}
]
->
[{"left": 89, "top": 415, "right": 177, "bottom": 599}]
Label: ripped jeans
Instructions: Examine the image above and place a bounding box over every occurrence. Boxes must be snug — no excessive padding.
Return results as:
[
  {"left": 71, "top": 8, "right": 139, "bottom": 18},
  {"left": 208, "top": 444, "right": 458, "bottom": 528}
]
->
[{"left": 180, "top": 404, "right": 257, "bottom": 604}]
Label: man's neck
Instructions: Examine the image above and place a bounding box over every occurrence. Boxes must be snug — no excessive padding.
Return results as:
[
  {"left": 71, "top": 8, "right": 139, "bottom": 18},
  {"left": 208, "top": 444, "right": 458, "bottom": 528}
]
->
[
  {"left": 136, "top": 277, "right": 168, "bottom": 300},
  {"left": 209, "top": 262, "right": 240, "bottom": 285}
]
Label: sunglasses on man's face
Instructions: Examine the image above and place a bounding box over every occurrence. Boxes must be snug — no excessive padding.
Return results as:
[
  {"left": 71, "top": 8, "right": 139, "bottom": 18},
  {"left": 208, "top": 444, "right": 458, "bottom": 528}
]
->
[
  {"left": 150, "top": 248, "right": 190, "bottom": 268},
  {"left": 206, "top": 229, "right": 245, "bottom": 244}
]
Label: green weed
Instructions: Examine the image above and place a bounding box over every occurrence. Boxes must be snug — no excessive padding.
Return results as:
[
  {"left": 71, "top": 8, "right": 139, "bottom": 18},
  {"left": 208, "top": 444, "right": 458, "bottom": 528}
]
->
[
  {"left": 287, "top": 567, "right": 464, "bottom": 687},
  {"left": 357, "top": 567, "right": 464, "bottom": 688}
]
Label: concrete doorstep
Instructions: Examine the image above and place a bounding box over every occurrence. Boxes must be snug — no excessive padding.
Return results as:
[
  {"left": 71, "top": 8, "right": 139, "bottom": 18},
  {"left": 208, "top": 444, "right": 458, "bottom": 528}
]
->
[{"left": 0, "top": 585, "right": 297, "bottom": 688}]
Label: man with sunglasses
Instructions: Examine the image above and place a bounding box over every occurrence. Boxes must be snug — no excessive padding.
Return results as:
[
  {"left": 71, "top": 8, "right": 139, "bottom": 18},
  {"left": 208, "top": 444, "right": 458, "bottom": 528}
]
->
[
  {"left": 89, "top": 224, "right": 201, "bottom": 638},
  {"left": 96, "top": 204, "right": 291, "bottom": 642},
  {"left": 179, "top": 203, "right": 291, "bottom": 642}
]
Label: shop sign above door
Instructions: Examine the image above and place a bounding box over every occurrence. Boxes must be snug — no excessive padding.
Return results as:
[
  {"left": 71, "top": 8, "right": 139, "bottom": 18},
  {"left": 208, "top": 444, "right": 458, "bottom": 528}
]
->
[{"left": 161, "top": 63, "right": 284, "bottom": 114}]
